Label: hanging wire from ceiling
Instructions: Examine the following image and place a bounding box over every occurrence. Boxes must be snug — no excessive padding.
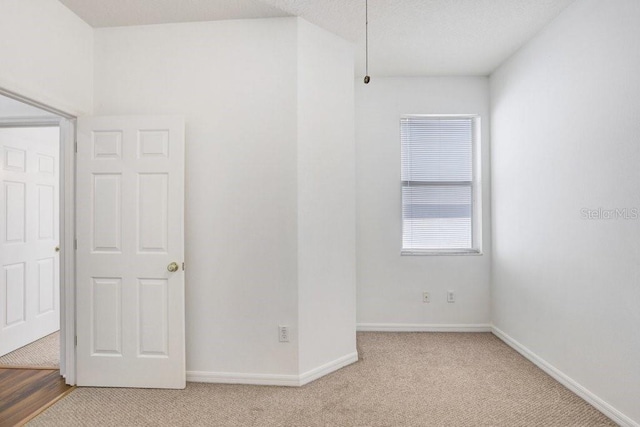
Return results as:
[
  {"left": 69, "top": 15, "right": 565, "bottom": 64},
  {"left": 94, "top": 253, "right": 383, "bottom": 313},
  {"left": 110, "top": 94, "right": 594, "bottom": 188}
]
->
[{"left": 364, "top": 0, "right": 370, "bottom": 84}]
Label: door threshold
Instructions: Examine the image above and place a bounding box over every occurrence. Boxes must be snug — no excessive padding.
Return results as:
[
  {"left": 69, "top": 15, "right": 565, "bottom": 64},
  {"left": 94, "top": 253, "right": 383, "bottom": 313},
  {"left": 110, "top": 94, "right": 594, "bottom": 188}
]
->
[
  {"left": 15, "top": 385, "right": 76, "bottom": 426},
  {"left": 0, "top": 365, "right": 59, "bottom": 370},
  {"left": 0, "top": 368, "right": 74, "bottom": 427}
]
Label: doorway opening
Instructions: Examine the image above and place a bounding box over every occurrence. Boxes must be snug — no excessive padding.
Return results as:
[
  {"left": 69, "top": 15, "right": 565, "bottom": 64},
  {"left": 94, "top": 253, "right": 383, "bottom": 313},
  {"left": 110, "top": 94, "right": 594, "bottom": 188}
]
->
[{"left": 0, "top": 89, "right": 76, "bottom": 385}]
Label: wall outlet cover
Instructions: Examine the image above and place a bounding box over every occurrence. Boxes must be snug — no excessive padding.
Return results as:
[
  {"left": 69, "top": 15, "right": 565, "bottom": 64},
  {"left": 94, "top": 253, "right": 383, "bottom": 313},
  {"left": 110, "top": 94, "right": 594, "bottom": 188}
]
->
[{"left": 422, "top": 292, "right": 430, "bottom": 303}]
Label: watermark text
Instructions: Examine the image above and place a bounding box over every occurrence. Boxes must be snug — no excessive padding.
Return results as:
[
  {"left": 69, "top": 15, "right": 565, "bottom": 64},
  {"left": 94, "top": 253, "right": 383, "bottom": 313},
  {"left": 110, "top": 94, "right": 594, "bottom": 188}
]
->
[{"left": 580, "top": 207, "right": 639, "bottom": 220}]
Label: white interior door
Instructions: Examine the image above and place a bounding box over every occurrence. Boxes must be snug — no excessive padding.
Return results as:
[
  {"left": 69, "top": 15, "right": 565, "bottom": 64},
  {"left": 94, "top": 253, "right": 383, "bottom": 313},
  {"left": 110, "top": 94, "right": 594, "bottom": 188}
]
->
[
  {"left": 0, "top": 126, "right": 60, "bottom": 357},
  {"left": 76, "top": 116, "right": 185, "bottom": 388}
]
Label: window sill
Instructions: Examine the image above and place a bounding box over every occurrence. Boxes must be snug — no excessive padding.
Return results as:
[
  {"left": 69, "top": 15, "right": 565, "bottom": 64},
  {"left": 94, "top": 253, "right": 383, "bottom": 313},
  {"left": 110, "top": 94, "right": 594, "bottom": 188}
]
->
[{"left": 401, "top": 249, "right": 483, "bottom": 256}]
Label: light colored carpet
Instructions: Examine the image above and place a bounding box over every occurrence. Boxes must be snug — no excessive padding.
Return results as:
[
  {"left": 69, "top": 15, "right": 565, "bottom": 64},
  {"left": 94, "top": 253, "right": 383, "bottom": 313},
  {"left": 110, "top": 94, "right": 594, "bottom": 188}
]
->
[
  {"left": 0, "top": 331, "right": 59, "bottom": 368},
  {"left": 29, "top": 333, "right": 614, "bottom": 426}
]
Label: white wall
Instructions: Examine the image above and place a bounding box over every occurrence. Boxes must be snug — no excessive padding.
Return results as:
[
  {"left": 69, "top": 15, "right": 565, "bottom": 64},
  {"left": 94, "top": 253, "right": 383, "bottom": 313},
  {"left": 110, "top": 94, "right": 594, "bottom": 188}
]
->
[
  {"left": 94, "top": 18, "right": 300, "bottom": 375},
  {"left": 490, "top": 0, "right": 640, "bottom": 424},
  {"left": 296, "top": 19, "right": 356, "bottom": 374},
  {"left": 355, "top": 78, "right": 491, "bottom": 329},
  {"left": 94, "top": 17, "right": 357, "bottom": 380},
  {"left": 0, "top": 0, "right": 93, "bottom": 115}
]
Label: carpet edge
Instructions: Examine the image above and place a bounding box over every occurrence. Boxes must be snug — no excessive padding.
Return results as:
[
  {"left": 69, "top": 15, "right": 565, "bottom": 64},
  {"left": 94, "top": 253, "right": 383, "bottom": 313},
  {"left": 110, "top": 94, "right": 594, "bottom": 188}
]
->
[
  {"left": 356, "top": 323, "right": 492, "bottom": 332},
  {"left": 492, "top": 325, "right": 638, "bottom": 427},
  {"left": 299, "top": 352, "right": 358, "bottom": 386},
  {"left": 186, "top": 352, "right": 358, "bottom": 387}
]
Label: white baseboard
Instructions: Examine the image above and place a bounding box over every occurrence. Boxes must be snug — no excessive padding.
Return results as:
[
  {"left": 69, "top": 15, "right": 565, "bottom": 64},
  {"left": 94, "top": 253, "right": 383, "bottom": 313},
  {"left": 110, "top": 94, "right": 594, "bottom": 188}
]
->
[
  {"left": 299, "top": 352, "right": 358, "bottom": 386},
  {"left": 186, "top": 370, "right": 301, "bottom": 387},
  {"left": 187, "top": 352, "right": 358, "bottom": 387},
  {"left": 492, "top": 326, "right": 638, "bottom": 427},
  {"left": 357, "top": 323, "right": 492, "bottom": 332}
]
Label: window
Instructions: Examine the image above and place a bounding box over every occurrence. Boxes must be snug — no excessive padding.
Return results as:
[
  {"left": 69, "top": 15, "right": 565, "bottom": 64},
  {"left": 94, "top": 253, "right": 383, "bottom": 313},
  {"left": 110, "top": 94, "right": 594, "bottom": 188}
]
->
[{"left": 400, "top": 115, "right": 481, "bottom": 254}]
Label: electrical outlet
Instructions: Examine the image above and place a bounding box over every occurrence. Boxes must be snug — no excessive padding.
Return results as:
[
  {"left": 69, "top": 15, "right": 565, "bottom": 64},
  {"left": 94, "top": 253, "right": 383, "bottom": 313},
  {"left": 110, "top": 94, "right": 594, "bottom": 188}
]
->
[
  {"left": 278, "top": 325, "right": 289, "bottom": 342},
  {"left": 447, "top": 290, "right": 455, "bottom": 303},
  {"left": 422, "top": 292, "right": 430, "bottom": 303}
]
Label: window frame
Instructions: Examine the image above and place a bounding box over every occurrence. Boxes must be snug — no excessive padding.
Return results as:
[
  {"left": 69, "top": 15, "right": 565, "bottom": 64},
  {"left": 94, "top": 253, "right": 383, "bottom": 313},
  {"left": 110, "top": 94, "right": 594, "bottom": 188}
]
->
[{"left": 400, "top": 114, "right": 483, "bottom": 256}]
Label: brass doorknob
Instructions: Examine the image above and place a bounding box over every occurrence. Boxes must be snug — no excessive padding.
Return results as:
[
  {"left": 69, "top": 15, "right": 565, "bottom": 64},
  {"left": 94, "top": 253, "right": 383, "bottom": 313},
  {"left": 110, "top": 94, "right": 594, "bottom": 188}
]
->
[
  {"left": 167, "top": 262, "right": 179, "bottom": 273},
  {"left": 55, "top": 246, "right": 60, "bottom": 252}
]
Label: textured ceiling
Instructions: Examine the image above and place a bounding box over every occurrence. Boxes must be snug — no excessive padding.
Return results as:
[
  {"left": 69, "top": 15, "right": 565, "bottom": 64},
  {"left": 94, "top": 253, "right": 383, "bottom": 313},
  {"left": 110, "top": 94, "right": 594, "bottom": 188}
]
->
[
  {"left": 57, "top": 0, "right": 291, "bottom": 27},
  {"left": 57, "top": 0, "right": 576, "bottom": 76},
  {"left": 260, "top": 0, "right": 577, "bottom": 76}
]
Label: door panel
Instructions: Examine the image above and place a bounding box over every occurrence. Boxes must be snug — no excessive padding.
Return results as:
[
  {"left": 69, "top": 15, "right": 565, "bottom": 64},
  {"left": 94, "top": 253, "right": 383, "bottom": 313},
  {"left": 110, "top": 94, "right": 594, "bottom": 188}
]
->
[
  {"left": 4, "top": 263, "right": 26, "bottom": 326},
  {"left": 138, "top": 278, "right": 169, "bottom": 356},
  {"left": 5, "top": 181, "right": 26, "bottom": 242},
  {"left": 92, "top": 174, "right": 122, "bottom": 252},
  {"left": 91, "top": 277, "right": 122, "bottom": 355},
  {"left": 37, "top": 184, "right": 55, "bottom": 239},
  {"left": 37, "top": 257, "right": 55, "bottom": 314},
  {"left": 76, "top": 116, "right": 185, "bottom": 389},
  {"left": 0, "top": 127, "right": 60, "bottom": 357}
]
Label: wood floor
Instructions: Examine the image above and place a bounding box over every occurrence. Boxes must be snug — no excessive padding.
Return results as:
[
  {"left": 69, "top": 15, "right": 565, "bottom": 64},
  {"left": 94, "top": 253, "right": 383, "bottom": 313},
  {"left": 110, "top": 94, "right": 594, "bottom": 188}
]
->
[{"left": 0, "top": 368, "right": 73, "bottom": 427}]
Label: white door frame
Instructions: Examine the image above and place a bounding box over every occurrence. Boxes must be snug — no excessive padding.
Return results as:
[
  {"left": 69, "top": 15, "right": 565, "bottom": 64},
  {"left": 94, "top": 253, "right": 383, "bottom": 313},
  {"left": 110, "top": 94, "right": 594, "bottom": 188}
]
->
[{"left": 0, "top": 87, "right": 77, "bottom": 385}]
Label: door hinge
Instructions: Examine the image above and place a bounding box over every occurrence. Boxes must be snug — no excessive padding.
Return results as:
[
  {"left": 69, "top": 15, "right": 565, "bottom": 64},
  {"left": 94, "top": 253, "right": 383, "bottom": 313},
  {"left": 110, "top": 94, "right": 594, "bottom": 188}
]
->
[
  {"left": 182, "top": 262, "right": 185, "bottom": 271},
  {"left": 74, "top": 140, "right": 78, "bottom": 153},
  {"left": 75, "top": 336, "right": 77, "bottom": 346},
  {"left": 74, "top": 239, "right": 78, "bottom": 250}
]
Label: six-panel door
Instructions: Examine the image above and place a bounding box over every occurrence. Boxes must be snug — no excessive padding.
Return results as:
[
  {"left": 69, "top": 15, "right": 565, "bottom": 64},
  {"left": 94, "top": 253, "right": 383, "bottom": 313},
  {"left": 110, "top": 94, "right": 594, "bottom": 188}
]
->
[
  {"left": 0, "top": 127, "right": 60, "bottom": 357},
  {"left": 76, "top": 116, "right": 185, "bottom": 388}
]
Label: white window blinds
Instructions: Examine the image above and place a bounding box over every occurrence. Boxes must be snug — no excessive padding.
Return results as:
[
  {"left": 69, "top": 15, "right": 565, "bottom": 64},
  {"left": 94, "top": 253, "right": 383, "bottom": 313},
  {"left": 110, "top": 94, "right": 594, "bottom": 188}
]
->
[{"left": 401, "top": 116, "right": 475, "bottom": 251}]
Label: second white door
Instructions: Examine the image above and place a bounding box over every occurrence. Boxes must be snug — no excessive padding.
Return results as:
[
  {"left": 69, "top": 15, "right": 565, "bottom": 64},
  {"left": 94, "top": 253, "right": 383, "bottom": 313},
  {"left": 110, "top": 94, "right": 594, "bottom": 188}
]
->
[{"left": 0, "top": 126, "right": 60, "bottom": 357}]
